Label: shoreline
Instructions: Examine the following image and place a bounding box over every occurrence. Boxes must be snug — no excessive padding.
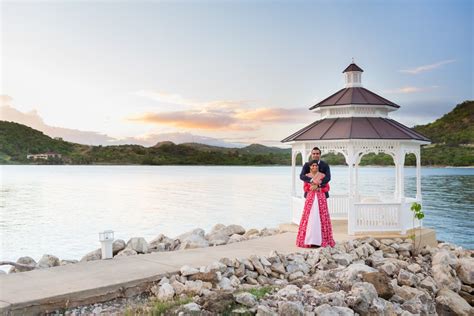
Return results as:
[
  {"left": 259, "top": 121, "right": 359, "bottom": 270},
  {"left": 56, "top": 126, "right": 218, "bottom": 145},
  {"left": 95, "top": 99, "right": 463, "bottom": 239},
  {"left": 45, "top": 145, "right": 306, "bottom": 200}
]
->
[{"left": 2, "top": 227, "right": 472, "bottom": 315}]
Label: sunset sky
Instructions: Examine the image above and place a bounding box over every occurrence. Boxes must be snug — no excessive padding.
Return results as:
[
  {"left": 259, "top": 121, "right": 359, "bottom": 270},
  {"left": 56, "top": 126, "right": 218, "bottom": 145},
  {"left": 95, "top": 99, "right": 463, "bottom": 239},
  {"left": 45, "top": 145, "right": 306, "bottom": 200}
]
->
[{"left": 1, "top": 0, "right": 472, "bottom": 147}]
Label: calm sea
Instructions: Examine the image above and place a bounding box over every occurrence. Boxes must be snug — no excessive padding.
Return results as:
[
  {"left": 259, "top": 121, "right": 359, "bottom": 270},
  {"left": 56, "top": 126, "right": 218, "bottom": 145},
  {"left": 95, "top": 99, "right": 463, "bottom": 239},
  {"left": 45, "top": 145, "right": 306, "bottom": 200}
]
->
[{"left": 1, "top": 165, "right": 473, "bottom": 270}]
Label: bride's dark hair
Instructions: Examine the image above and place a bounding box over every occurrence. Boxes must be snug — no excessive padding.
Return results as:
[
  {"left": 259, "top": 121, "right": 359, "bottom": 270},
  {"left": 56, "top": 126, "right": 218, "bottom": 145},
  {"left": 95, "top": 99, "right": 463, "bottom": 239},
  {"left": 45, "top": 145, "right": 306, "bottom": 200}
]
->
[{"left": 310, "top": 160, "right": 319, "bottom": 167}]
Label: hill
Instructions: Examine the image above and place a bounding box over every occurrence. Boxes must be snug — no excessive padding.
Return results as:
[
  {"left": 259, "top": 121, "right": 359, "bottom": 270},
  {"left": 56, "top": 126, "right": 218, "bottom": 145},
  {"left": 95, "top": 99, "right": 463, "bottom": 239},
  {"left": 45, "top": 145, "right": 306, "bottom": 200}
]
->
[
  {"left": 1, "top": 101, "right": 473, "bottom": 166},
  {"left": 413, "top": 100, "right": 473, "bottom": 166}
]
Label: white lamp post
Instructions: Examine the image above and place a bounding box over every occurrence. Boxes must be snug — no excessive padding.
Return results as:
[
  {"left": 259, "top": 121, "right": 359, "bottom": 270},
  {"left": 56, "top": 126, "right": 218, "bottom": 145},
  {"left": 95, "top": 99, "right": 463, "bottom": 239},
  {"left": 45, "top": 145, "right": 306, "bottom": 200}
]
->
[{"left": 99, "top": 230, "right": 114, "bottom": 259}]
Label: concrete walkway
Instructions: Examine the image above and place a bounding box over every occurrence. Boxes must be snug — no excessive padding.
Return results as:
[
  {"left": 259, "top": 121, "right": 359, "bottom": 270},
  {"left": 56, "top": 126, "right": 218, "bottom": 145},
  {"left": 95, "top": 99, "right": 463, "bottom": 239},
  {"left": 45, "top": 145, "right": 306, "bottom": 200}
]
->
[
  {"left": 0, "top": 231, "right": 339, "bottom": 315},
  {"left": 0, "top": 221, "right": 435, "bottom": 315}
]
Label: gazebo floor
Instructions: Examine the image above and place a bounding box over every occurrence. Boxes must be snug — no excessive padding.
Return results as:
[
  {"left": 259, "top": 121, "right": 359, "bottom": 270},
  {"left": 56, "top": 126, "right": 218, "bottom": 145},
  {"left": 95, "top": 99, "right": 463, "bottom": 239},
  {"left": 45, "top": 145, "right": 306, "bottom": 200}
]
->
[{"left": 279, "top": 219, "right": 438, "bottom": 249}]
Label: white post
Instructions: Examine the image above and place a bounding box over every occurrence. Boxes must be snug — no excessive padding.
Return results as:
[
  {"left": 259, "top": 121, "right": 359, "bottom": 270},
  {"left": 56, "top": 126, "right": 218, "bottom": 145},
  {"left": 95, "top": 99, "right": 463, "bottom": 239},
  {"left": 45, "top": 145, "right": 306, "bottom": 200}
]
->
[
  {"left": 347, "top": 145, "right": 356, "bottom": 235},
  {"left": 291, "top": 149, "right": 296, "bottom": 196},
  {"left": 355, "top": 154, "right": 360, "bottom": 202},
  {"left": 416, "top": 149, "right": 422, "bottom": 201},
  {"left": 399, "top": 149, "right": 405, "bottom": 201}
]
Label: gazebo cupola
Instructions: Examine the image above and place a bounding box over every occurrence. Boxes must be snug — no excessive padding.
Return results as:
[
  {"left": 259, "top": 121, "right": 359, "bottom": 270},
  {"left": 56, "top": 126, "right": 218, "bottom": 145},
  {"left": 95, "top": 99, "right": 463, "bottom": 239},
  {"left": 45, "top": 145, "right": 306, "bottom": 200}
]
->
[
  {"left": 344, "top": 62, "right": 363, "bottom": 88},
  {"left": 313, "top": 63, "right": 399, "bottom": 120},
  {"left": 282, "top": 62, "right": 431, "bottom": 236}
]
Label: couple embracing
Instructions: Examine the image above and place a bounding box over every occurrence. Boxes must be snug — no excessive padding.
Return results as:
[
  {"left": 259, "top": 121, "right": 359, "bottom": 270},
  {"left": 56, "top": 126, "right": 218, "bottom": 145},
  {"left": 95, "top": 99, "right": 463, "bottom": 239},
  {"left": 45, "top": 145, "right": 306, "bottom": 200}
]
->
[{"left": 296, "top": 147, "right": 335, "bottom": 248}]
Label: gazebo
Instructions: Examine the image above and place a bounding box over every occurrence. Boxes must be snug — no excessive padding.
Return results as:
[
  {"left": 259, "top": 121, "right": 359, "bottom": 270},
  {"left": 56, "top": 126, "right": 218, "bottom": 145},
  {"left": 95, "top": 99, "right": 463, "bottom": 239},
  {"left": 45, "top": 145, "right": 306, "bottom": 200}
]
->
[{"left": 282, "top": 63, "right": 430, "bottom": 235}]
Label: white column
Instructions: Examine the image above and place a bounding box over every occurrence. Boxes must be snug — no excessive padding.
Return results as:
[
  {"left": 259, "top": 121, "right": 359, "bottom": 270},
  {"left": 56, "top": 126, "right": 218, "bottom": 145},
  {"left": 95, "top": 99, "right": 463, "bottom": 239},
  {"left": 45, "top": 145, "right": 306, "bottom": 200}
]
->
[
  {"left": 416, "top": 148, "right": 422, "bottom": 201},
  {"left": 399, "top": 149, "right": 405, "bottom": 201},
  {"left": 347, "top": 144, "right": 356, "bottom": 235},
  {"left": 355, "top": 154, "right": 360, "bottom": 201},
  {"left": 291, "top": 149, "right": 296, "bottom": 196}
]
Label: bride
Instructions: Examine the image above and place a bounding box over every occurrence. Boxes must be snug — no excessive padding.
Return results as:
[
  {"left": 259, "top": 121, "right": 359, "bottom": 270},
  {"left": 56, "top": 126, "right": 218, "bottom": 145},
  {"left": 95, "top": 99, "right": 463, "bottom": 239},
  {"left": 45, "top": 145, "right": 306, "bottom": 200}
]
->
[{"left": 296, "top": 160, "right": 335, "bottom": 248}]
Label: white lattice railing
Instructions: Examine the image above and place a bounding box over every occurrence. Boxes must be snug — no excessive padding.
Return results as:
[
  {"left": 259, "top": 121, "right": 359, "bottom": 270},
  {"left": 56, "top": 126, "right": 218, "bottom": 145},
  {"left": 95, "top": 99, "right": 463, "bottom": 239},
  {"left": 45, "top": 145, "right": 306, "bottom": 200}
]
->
[{"left": 327, "top": 194, "right": 350, "bottom": 220}]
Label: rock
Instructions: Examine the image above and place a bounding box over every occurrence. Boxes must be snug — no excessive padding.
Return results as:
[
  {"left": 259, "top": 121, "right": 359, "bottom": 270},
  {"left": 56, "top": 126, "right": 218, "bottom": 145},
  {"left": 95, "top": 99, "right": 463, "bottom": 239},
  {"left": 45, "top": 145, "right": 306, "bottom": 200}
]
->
[
  {"left": 333, "top": 253, "right": 353, "bottom": 266},
  {"left": 419, "top": 276, "right": 438, "bottom": 294},
  {"left": 378, "top": 262, "right": 398, "bottom": 276},
  {"left": 60, "top": 259, "right": 78, "bottom": 266},
  {"left": 36, "top": 254, "right": 60, "bottom": 269},
  {"left": 436, "top": 288, "right": 473, "bottom": 316},
  {"left": 244, "top": 228, "right": 260, "bottom": 238},
  {"left": 171, "top": 281, "right": 185, "bottom": 295},
  {"left": 362, "top": 272, "right": 394, "bottom": 299},
  {"left": 286, "top": 262, "right": 309, "bottom": 274},
  {"left": 181, "top": 302, "right": 201, "bottom": 313},
  {"left": 256, "top": 305, "right": 277, "bottom": 316},
  {"left": 349, "top": 282, "right": 378, "bottom": 314},
  {"left": 277, "top": 284, "right": 299, "bottom": 297},
  {"left": 314, "top": 304, "right": 355, "bottom": 316},
  {"left": 180, "top": 265, "right": 199, "bottom": 276},
  {"left": 432, "top": 263, "right": 461, "bottom": 291},
  {"left": 197, "top": 291, "right": 234, "bottom": 313},
  {"left": 339, "top": 263, "right": 377, "bottom": 281},
  {"left": 112, "top": 239, "right": 126, "bottom": 255},
  {"left": 218, "top": 277, "right": 234, "bottom": 290},
  {"left": 115, "top": 248, "right": 137, "bottom": 257},
  {"left": 156, "top": 283, "right": 175, "bottom": 301},
  {"left": 219, "top": 224, "right": 246, "bottom": 236},
  {"left": 457, "top": 258, "right": 474, "bottom": 285},
  {"left": 397, "top": 243, "right": 413, "bottom": 252},
  {"left": 179, "top": 233, "right": 209, "bottom": 249},
  {"left": 397, "top": 269, "right": 419, "bottom": 287},
  {"left": 203, "top": 261, "right": 227, "bottom": 273},
  {"left": 234, "top": 292, "right": 258, "bottom": 307},
  {"left": 432, "top": 249, "right": 457, "bottom": 267},
  {"left": 380, "top": 239, "right": 394, "bottom": 246},
  {"left": 9, "top": 256, "right": 36, "bottom": 273},
  {"left": 401, "top": 297, "right": 423, "bottom": 314},
  {"left": 210, "top": 223, "right": 226, "bottom": 234},
  {"left": 176, "top": 228, "right": 205, "bottom": 240},
  {"left": 228, "top": 234, "right": 246, "bottom": 243},
  {"left": 184, "top": 280, "right": 204, "bottom": 295},
  {"left": 80, "top": 249, "right": 101, "bottom": 262},
  {"left": 126, "top": 237, "right": 149, "bottom": 254},
  {"left": 394, "top": 285, "right": 428, "bottom": 302},
  {"left": 459, "top": 290, "right": 474, "bottom": 306},
  {"left": 270, "top": 262, "right": 286, "bottom": 274},
  {"left": 278, "top": 301, "right": 304, "bottom": 316},
  {"left": 249, "top": 255, "right": 266, "bottom": 275},
  {"left": 207, "top": 232, "right": 230, "bottom": 246},
  {"left": 188, "top": 271, "right": 219, "bottom": 283},
  {"left": 230, "top": 275, "right": 241, "bottom": 287},
  {"left": 406, "top": 263, "right": 422, "bottom": 274},
  {"left": 288, "top": 271, "right": 304, "bottom": 281}
]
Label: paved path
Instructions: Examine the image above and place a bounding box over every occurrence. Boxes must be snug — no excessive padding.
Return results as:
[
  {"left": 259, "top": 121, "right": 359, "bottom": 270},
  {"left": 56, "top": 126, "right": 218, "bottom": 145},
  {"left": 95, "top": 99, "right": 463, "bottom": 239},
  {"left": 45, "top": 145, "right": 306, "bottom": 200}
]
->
[{"left": 0, "top": 229, "right": 352, "bottom": 315}]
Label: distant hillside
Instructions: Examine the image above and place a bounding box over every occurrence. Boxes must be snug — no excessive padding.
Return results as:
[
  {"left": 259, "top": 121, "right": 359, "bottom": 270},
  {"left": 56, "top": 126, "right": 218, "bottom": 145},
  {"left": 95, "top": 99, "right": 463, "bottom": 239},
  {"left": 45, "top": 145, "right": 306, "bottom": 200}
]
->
[
  {"left": 413, "top": 100, "right": 473, "bottom": 145},
  {"left": 0, "top": 121, "right": 290, "bottom": 165},
  {"left": 1, "top": 101, "right": 473, "bottom": 166},
  {"left": 413, "top": 100, "right": 474, "bottom": 166}
]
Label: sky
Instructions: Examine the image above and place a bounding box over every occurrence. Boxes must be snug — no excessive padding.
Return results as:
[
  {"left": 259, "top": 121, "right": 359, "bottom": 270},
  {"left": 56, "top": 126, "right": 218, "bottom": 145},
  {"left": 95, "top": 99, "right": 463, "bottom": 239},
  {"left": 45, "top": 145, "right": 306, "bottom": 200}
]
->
[{"left": 0, "top": 0, "right": 472, "bottom": 147}]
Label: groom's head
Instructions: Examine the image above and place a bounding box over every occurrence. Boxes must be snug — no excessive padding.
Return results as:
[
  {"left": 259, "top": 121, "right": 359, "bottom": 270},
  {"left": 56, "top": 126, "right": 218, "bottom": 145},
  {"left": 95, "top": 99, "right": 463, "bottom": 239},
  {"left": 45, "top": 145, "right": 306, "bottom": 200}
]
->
[{"left": 311, "top": 147, "right": 321, "bottom": 161}]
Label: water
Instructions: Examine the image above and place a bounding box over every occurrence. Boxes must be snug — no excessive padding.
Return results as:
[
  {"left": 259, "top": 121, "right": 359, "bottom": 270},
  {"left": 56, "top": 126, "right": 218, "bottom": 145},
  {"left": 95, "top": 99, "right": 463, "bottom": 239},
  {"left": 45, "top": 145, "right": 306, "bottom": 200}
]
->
[{"left": 1, "top": 165, "right": 473, "bottom": 269}]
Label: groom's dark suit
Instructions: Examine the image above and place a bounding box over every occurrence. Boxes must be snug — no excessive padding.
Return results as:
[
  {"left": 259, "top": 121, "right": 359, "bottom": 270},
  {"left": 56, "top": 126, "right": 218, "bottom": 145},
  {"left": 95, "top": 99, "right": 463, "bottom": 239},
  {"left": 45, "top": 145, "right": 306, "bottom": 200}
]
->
[{"left": 300, "top": 160, "right": 331, "bottom": 198}]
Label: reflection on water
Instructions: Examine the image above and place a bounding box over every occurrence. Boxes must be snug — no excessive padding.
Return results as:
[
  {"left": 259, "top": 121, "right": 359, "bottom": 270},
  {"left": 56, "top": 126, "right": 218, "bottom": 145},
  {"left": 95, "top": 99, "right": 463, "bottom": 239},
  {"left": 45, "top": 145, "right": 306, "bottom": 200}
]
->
[{"left": 0, "top": 166, "right": 473, "bottom": 267}]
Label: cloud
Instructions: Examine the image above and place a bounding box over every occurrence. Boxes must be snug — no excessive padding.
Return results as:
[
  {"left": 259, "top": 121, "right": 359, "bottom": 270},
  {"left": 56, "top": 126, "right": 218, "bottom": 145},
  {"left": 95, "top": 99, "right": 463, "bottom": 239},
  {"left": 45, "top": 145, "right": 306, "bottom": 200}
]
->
[
  {"left": 131, "top": 91, "right": 309, "bottom": 130},
  {"left": 399, "top": 59, "right": 455, "bottom": 74},
  {"left": 134, "top": 90, "right": 247, "bottom": 111},
  {"left": 127, "top": 110, "right": 253, "bottom": 130},
  {"left": 383, "top": 85, "right": 439, "bottom": 94},
  {"left": 0, "top": 96, "right": 243, "bottom": 147}
]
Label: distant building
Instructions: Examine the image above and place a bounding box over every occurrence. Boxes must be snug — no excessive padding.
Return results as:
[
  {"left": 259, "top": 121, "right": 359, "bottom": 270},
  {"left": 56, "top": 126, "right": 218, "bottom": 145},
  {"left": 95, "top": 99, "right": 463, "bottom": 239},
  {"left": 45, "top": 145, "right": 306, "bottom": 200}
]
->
[{"left": 27, "top": 152, "right": 62, "bottom": 160}]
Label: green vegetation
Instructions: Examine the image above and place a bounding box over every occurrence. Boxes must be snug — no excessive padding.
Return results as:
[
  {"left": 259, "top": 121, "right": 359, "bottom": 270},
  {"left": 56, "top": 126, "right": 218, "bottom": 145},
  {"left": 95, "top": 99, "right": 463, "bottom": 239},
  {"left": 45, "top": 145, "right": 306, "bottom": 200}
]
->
[
  {"left": 124, "top": 296, "right": 192, "bottom": 316},
  {"left": 244, "top": 286, "right": 274, "bottom": 300},
  {"left": 1, "top": 100, "right": 472, "bottom": 166}
]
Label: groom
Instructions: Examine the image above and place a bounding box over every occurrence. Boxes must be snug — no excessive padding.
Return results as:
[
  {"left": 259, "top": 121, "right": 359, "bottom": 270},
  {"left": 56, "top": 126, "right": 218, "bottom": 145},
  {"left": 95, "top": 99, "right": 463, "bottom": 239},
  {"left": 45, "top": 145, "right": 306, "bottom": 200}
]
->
[{"left": 300, "top": 147, "right": 331, "bottom": 198}]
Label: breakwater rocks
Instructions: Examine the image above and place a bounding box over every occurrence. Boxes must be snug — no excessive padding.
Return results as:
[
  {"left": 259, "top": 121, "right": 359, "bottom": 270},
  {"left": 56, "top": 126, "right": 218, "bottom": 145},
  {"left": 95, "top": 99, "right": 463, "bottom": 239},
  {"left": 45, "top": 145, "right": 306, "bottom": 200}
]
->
[
  {"left": 3, "top": 224, "right": 280, "bottom": 274},
  {"left": 57, "top": 237, "right": 473, "bottom": 315}
]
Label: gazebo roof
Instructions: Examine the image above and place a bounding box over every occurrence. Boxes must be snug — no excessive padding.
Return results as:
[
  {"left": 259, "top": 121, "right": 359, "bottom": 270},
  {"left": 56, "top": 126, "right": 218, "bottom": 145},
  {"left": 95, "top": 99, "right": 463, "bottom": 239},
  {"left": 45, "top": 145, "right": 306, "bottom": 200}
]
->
[
  {"left": 343, "top": 63, "right": 364, "bottom": 73},
  {"left": 281, "top": 117, "right": 430, "bottom": 143},
  {"left": 310, "top": 87, "right": 400, "bottom": 110}
]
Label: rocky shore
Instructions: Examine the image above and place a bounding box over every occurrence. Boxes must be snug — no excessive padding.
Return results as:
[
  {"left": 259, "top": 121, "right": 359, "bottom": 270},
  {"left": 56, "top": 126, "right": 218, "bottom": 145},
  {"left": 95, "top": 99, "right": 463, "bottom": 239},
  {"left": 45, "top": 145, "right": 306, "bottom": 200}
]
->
[
  {"left": 47, "top": 233, "right": 473, "bottom": 315},
  {"left": 2, "top": 224, "right": 280, "bottom": 274}
]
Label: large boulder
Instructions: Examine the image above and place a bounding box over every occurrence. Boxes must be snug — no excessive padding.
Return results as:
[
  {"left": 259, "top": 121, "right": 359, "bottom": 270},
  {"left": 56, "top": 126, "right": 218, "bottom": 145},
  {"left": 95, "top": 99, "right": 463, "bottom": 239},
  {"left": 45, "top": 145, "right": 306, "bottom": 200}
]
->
[
  {"left": 234, "top": 292, "right": 258, "bottom": 307},
  {"left": 112, "top": 239, "right": 126, "bottom": 255},
  {"left": 9, "top": 256, "right": 36, "bottom": 273},
  {"left": 115, "top": 248, "right": 137, "bottom": 257},
  {"left": 348, "top": 282, "right": 378, "bottom": 314},
  {"left": 36, "top": 254, "right": 60, "bottom": 269},
  {"left": 457, "top": 258, "right": 474, "bottom": 285},
  {"left": 362, "top": 271, "right": 394, "bottom": 299},
  {"left": 339, "top": 263, "right": 377, "bottom": 281},
  {"left": 126, "top": 237, "right": 149, "bottom": 254},
  {"left": 436, "top": 288, "right": 473, "bottom": 316},
  {"left": 432, "top": 263, "right": 461, "bottom": 292},
  {"left": 178, "top": 229, "right": 209, "bottom": 249},
  {"left": 314, "top": 304, "right": 355, "bottom": 316},
  {"left": 80, "top": 248, "right": 101, "bottom": 262},
  {"left": 278, "top": 301, "right": 304, "bottom": 316}
]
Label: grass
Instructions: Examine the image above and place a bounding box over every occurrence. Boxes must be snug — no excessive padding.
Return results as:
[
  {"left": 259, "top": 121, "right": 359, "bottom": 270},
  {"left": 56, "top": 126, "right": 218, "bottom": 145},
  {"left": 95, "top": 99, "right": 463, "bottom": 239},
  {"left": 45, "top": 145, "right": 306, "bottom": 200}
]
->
[
  {"left": 244, "top": 286, "right": 275, "bottom": 300},
  {"left": 124, "top": 296, "right": 193, "bottom": 316}
]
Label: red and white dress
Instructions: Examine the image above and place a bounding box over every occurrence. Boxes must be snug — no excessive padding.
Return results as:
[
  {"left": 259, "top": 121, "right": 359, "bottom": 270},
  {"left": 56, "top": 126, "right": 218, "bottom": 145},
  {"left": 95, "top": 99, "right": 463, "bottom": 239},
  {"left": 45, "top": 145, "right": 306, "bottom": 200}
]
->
[{"left": 296, "top": 173, "right": 335, "bottom": 248}]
